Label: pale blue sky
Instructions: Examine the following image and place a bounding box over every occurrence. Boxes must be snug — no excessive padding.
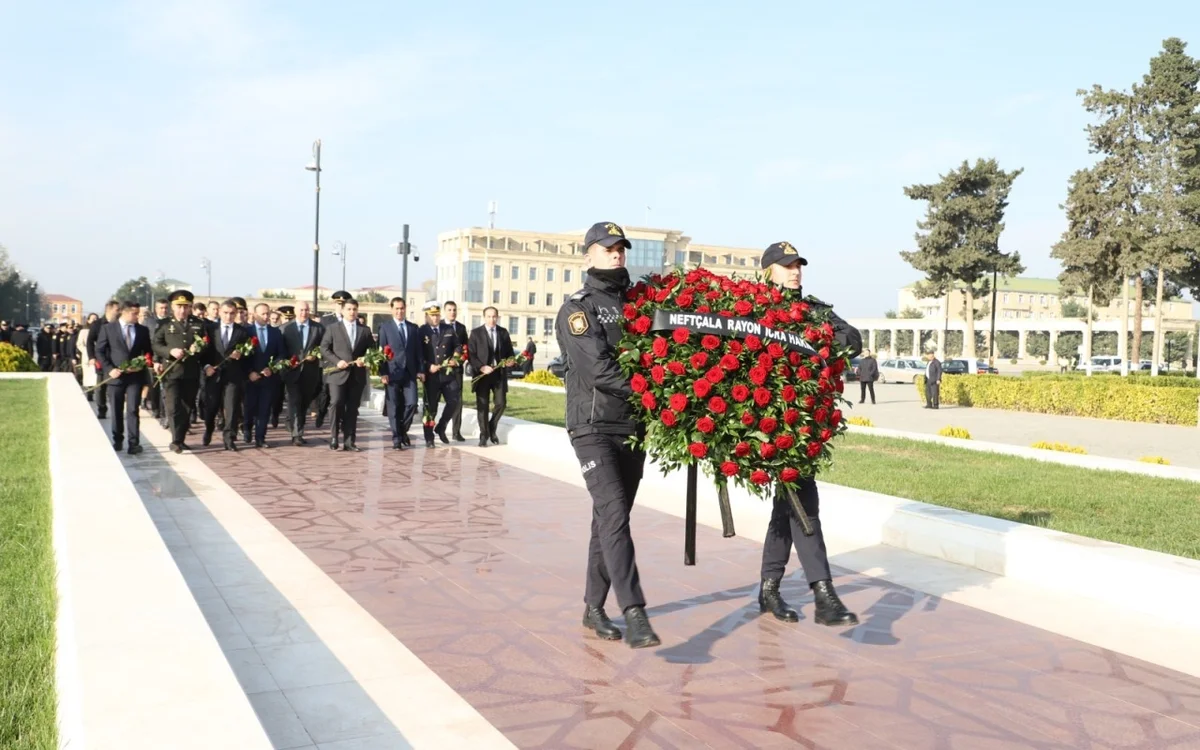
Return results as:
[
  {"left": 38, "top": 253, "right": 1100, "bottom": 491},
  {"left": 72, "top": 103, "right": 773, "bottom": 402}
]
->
[{"left": 1, "top": 1, "right": 1197, "bottom": 317}]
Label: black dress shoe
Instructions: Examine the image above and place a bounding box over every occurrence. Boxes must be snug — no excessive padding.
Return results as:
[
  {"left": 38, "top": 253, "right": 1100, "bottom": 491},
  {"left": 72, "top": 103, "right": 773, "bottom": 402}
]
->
[
  {"left": 127, "top": 445, "right": 144, "bottom": 456},
  {"left": 453, "top": 433, "right": 465, "bottom": 443},
  {"left": 393, "top": 439, "right": 402, "bottom": 450},
  {"left": 622, "top": 606, "right": 661, "bottom": 649},
  {"left": 582, "top": 606, "right": 621, "bottom": 641},
  {"left": 489, "top": 434, "right": 499, "bottom": 445},
  {"left": 425, "top": 439, "right": 435, "bottom": 448},
  {"left": 329, "top": 440, "right": 340, "bottom": 451},
  {"left": 202, "top": 428, "right": 213, "bottom": 446},
  {"left": 270, "top": 420, "right": 279, "bottom": 429},
  {"left": 758, "top": 578, "right": 800, "bottom": 623},
  {"left": 479, "top": 439, "right": 489, "bottom": 447},
  {"left": 296, "top": 436, "right": 307, "bottom": 446},
  {"left": 436, "top": 429, "right": 449, "bottom": 444},
  {"left": 224, "top": 442, "right": 238, "bottom": 452},
  {"left": 253, "top": 440, "right": 265, "bottom": 449},
  {"left": 113, "top": 441, "right": 123, "bottom": 452},
  {"left": 169, "top": 443, "right": 183, "bottom": 454},
  {"left": 344, "top": 442, "right": 361, "bottom": 452},
  {"left": 401, "top": 434, "right": 411, "bottom": 446},
  {"left": 811, "top": 580, "right": 859, "bottom": 627},
  {"left": 97, "top": 411, "right": 108, "bottom": 420}
]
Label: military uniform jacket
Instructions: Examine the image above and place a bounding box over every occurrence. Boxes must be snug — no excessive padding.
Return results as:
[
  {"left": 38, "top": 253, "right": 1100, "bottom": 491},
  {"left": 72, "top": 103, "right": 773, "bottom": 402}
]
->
[
  {"left": 555, "top": 270, "right": 636, "bottom": 437},
  {"left": 791, "top": 288, "right": 863, "bottom": 358},
  {"left": 152, "top": 315, "right": 214, "bottom": 381},
  {"left": 420, "top": 322, "right": 462, "bottom": 378}
]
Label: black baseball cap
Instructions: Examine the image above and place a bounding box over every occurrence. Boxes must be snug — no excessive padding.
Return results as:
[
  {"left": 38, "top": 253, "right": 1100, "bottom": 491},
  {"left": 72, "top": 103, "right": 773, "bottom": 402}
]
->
[
  {"left": 584, "top": 222, "right": 632, "bottom": 250},
  {"left": 761, "top": 241, "right": 808, "bottom": 269}
]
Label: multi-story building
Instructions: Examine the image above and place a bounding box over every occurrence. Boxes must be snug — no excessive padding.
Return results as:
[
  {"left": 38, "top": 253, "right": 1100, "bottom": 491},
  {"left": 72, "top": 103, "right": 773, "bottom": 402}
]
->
[
  {"left": 252, "top": 284, "right": 429, "bottom": 323},
  {"left": 44, "top": 294, "right": 84, "bottom": 325},
  {"left": 434, "top": 225, "right": 762, "bottom": 355}
]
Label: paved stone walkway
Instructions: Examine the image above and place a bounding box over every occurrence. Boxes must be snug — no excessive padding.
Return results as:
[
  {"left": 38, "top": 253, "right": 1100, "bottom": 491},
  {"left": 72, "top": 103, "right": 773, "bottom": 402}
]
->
[
  {"left": 848, "top": 382, "right": 1200, "bottom": 468},
  {"left": 194, "top": 420, "right": 1200, "bottom": 749}
]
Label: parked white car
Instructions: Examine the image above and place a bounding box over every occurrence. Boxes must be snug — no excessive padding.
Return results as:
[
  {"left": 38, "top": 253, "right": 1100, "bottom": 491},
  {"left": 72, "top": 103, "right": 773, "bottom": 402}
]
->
[{"left": 877, "top": 358, "right": 927, "bottom": 383}]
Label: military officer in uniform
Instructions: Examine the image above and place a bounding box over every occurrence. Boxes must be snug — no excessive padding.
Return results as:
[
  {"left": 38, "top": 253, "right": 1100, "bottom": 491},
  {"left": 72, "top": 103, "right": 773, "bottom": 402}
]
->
[
  {"left": 315, "top": 290, "right": 351, "bottom": 429},
  {"left": 152, "top": 290, "right": 216, "bottom": 454},
  {"left": 443, "top": 300, "right": 469, "bottom": 442},
  {"left": 419, "top": 302, "right": 463, "bottom": 448},
  {"left": 556, "top": 221, "right": 659, "bottom": 650},
  {"left": 756, "top": 241, "right": 861, "bottom": 628}
]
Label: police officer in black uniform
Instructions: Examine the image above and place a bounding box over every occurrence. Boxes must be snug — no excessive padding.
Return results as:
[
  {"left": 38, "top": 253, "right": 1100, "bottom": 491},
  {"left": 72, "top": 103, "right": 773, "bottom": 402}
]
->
[
  {"left": 152, "top": 290, "right": 216, "bottom": 454},
  {"left": 419, "top": 302, "right": 463, "bottom": 448},
  {"left": 556, "top": 221, "right": 659, "bottom": 650},
  {"left": 756, "top": 241, "right": 861, "bottom": 627}
]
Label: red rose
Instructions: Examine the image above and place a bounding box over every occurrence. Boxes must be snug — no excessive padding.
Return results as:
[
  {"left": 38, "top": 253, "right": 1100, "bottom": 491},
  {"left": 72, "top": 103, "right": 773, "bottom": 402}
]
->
[
  {"left": 697, "top": 416, "right": 716, "bottom": 434},
  {"left": 731, "top": 384, "right": 750, "bottom": 402},
  {"left": 800, "top": 425, "right": 813, "bottom": 436},
  {"left": 835, "top": 379, "right": 845, "bottom": 393},
  {"left": 633, "top": 316, "right": 651, "bottom": 335},
  {"left": 803, "top": 396, "right": 817, "bottom": 409},
  {"left": 814, "top": 408, "right": 829, "bottom": 424},
  {"left": 819, "top": 346, "right": 832, "bottom": 360},
  {"left": 810, "top": 355, "right": 823, "bottom": 366},
  {"left": 821, "top": 322, "right": 834, "bottom": 338},
  {"left": 693, "top": 379, "right": 712, "bottom": 399},
  {"left": 820, "top": 428, "right": 834, "bottom": 442},
  {"left": 753, "top": 387, "right": 772, "bottom": 407},
  {"left": 755, "top": 294, "right": 769, "bottom": 305},
  {"left": 708, "top": 396, "right": 727, "bottom": 414},
  {"left": 669, "top": 393, "right": 689, "bottom": 412},
  {"left": 641, "top": 352, "right": 654, "bottom": 368},
  {"left": 720, "top": 461, "right": 739, "bottom": 477},
  {"left": 623, "top": 303, "right": 638, "bottom": 320},
  {"left": 776, "top": 363, "right": 793, "bottom": 379},
  {"left": 781, "top": 385, "right": 797, "bottom": 402},
  {"left": 689, "top": 352, "right": 708, "bottom": 370},
  {"left": 144, "top": 353, "right": 154, "bottom": 366},
  {"left": 807, "top": 442, "right": 822, "bottom": 458},
  {"left": 789, "top": 352, "right": 802, "bottom": 366},
  {"left": 760, "top": 442, "right": 777, "bottom": 459},
  {"left": 650, "top": 365, "right": 666, "bottom": 384},
  {"left": 831, "top": 358, "right": 846, "bottom": 375},
  {"left": 652, "top": 337, "right": 669, "bottom": 358},
  {"left": 804, "top": 327, "right": 821, "bottom": 343},
  {"left": 831, "top": 409, "right": 843, "bottom": 427},
  {"left": 631, "top": 373, "right": 648, "bottom": 393},
  {"left": 734, "top": 299, "right": 753, "bottom": 316},
  {"left": 672, "top": 327, "right": 690, "bottom": 344},
  {"left": 719, "top": 353, "right": 739, "bottom": 371},
  {"left": 696, "top": 305, "right": 711, "bottom": 313},
  {"left": 656, "top": 288, "right": 671, "bottom": 303},
  {"left": 734, "top": 441, "right": 751, "bottom": 457},
  {"left": 250, "top": 336, "right": 259, "bottom": 348},
  {"left": 676, "top": 293, "right": 695, "bottom": 308},
  {"left": 781, "top": 467, "right": 800, "bottom": 483},
  {"left": 767, "top": 342, "right": 785, "bottom": 358},
  {"left": 290, "top": 355, "right": 299, "bottom": 367},
  {"left": 797, "top": 366, "right": 812, "bottom": 380},
  {"left": 741, "top": 411, "right": 755, "bottom": 426},
  {"left": 641, "top": 392, "right": 657, "bottom": 410},
  {"left": 759, "top": 417, "right": 778, "bottom": 434},
  {"left": 751, "top": 469, "right": 771, "bottom": 486},
  {"left": 749, "top": 367, "right": 768, "bottom": 386},
  {"left": 727, "top": 340, "right": 744, "bottom": 355},
  {"left": 383, "top": 345, "right": 394, "bottom": 360},
  {"left": 821, "top": 367, "right": 833, "bottom": 380},
  {"left": 757, "top": 353, "right": 774, "bottom": 370},
  {"left": 689, "top": 442, "right": 708, "bottom": 459},
  {"left": 776, "top": 434, "right": 795, "bottom": 450},
  {"left": 660, "top": 409, "right": 677, "bottom": 426},
  {"left": 745, "top": 335, "right": 762, "bottom": 351},
  {"left": 705, "top": 367, "right": 724, "bottom": 384},
  {"left": 701, "top": 335, "right": 721, "bottom": 351},
  {"left": 783, "top": 408, "right": 800, "bottom": 425},
  {"left": 667, "top": 361, "right": 686, "bottom": 376}
]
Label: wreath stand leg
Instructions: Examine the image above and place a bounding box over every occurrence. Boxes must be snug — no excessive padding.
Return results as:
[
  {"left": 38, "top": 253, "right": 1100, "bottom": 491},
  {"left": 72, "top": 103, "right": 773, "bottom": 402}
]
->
[
  {"left": 684, "top": 464, "right": 697, "bottom": 566},
  {"left": 783, "top": 486, "right": 815, "bottom": 537},
  {"left": 716, "top": 479, "right": 735, "bottom": 538}
]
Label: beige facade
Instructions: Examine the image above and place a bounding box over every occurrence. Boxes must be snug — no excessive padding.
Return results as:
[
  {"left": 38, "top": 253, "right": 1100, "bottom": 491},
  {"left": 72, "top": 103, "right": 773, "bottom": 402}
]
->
[
  {"left": 248, "top": 285, "right": 429, "bottom": 324},
  {"left": 44, "top": 294, "right": 84, "bottom": 325},
  {"left": 434, "top": 225, "right": 762, "bottom": 355}
]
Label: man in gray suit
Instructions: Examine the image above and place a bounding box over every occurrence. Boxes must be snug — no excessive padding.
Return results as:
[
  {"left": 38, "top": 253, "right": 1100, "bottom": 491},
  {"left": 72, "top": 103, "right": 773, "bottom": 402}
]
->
[
  {"left": 925, "top": 352, "right": 942, "bottom": 409},
  {"left": 320, "top": 298, "right": 373, "bottom": 451},
  {"left": 281, "top": 301, "right": 325, "bottom": 446}
]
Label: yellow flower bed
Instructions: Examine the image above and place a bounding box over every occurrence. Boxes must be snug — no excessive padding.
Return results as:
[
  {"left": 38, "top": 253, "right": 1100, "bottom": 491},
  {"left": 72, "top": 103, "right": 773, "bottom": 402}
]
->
[
  {"left": 523, "top": 369, "right": 564, "bottom": 387},
  {"left": 1138, "top": 456, "right": 1171, "bottom": 465},
  {"left": 937, "top": 426, "right": 971, "bottom": 439},
  {"left": 1031, "top": 441, "right": 1087, "bottom": 454}
]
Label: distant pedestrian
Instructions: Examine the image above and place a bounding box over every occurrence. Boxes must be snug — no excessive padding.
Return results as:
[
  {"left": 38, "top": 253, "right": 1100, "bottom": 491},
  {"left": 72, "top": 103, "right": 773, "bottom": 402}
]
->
[
  {"left": 924, "top": 352, "right": 942, "bottom": 409},
  {"left": 856, "top": 350, "right": 879, "bottom": 405}
]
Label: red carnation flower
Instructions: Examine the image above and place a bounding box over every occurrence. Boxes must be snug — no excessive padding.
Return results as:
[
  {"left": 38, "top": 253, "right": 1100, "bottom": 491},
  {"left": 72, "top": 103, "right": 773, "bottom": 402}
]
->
[
  {"left": 767, "top": 342, "right": 785, "bottom": 359},
  {"left": 776, "top": 434, "right": 795, "bottom": 450},
  {"left": 744, "top": 335, "right": 762, "bottom": 352},
  {"left": 820, "top": 428, "right": 834, "bottom": 442},
  {"left": 753, "top": 387, "right": 772, "bottom": 407},
  {"left": 667, "top": 361, "right": 686, "bottom": 376},
  {"left": 701, "top": 334, "right": 721, "bottom": 351},
  {"left": 783, "top": 408, "right": 800, "bottom": 425},
  {"left": 719, "top": 353, "right": 739, "bottom": 371},
  {"left": 676, "top": 293, "right": 695, "bottom": 308},
  {"left": 705, "top": 367, "right": 724, "bottom": 384},
  {"left": 697, "top": 416, "right": 716, "bottom": 434},
  {"left": 727, "top": 340, "right": 744, "bottom": 355},
  {"left": 741, "top": 411, "right": 755, "bottom": 426},
  {"left": 661, "top": 409, "right": 677, "bottom": 426},
  {"left": 781, "top": 385, "right": 797, "bottom": 402},
  {"left": 807, "top": 442, "right": 822, "bottom": 458},
  {"left": 689, "top": 352, "right": 708, "bottom": 370},
  {"left": 623, "top": 303, "right": 637, "bottom": 320},
  {"left": 693, "top": 379, "right": 712, "bottom": 399},
  {"left": 652, "top": 337, "right": 669, "bottom": 358},
  {"left": 731, "top": 384, "right": 750, "bottom": 402},
  {"left": 672, "top": 327, "right": 690, "bottom": 344},
  {"left": 708, "top": 396, "right": 727, "bottom": 415},
  {"left": 641, "top": 352, "right": 654, "bottom": 368},
  {"left": 751, "top": 469, "right": 771, "bottom": 485},
  {"left": 749, "top": 366, "right": 768, "bottom": 386},
  {"left": 688, "top": 442, "right": 708, "bottom": 458},
  {"left": 634, "top": 316, "right": 652, "bottom": 335},
  {"left": 734, "top": 441, "right": 751, "bottom": 457},
  {"left": 630, "top": 373, "right": 648, "bottom": 393},
  {"left": 734, "top": 299, "right": 753, "bottom": 316},
  {"left": 720, "top": 461, "right": 739, "bottom": 477},
  {"left": 779, "top": 467, "right": 799, "bottom": 484},
  {"left": 760, "top": 442, "right": 777, "bottom": 459},
  {"left": 669, "top": 393, "right": 688, "bottom": 412}
]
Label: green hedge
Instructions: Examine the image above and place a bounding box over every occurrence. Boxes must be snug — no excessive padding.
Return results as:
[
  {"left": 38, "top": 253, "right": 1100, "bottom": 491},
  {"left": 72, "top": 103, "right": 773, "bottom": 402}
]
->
[
  {"left": 1020, "top": 370, "right": 1200, "bottom": 389},
  {"left": 916, "top": 374, "right": 1199, "bottom": 426},
  {"left": 0, "top": 343, "right": 37, "bottom": 373}
]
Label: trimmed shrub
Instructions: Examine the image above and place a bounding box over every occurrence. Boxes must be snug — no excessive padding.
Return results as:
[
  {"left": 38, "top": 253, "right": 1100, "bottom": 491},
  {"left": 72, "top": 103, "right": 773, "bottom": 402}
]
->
[
  {"left": 524, "top": 369, "right": 564, "bottom": 387},
  {"left": 916, "top": 374, "right": 1199, "bottom": 426},
  {"left": 847, "top": 416, "right": 874, "bottom": 427},
  {"left": 1031, "top": 441, "right": 1087, "bottom": 454},
  {"left": 1020, "top": 371, "right": 1200, "bottom": 389},
  {"left": 0, "top": 342, "right": 38, "bottom": 373},
  {"left": 938, "top": 426, "right": 971, "bottom": 439},
  {"left": 1139, "top": 456, "right": 1171, "bottom": 465}
]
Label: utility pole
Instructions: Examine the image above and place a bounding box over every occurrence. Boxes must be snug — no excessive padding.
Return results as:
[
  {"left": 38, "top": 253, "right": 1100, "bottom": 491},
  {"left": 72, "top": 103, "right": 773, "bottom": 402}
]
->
[
  {"left": 305, "top": 139, "right": 322, "bottom": 315},
  {"left": 333, "top": 241, "right": 347, "bottom": 290},
  {"left": 988, "top": 267, "right": 998, "bottom": 363},
  {"left": 200, "top": 257, "right": 212, "bottom": 298}
]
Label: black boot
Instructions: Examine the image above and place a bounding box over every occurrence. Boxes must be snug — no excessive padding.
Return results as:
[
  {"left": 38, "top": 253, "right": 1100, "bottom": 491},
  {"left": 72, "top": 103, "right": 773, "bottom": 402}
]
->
[
  {"left": 758, "top": 578, "right": 799, "bottom": 623},
  {"left": 811, "top": 580, "right": 858, "bottom": 627},
  {"left": 582, "top": 606, "right": 621, "bottom": 641},
  {"left": 622, "top": 606, "right": 661, "bottom": 649}
]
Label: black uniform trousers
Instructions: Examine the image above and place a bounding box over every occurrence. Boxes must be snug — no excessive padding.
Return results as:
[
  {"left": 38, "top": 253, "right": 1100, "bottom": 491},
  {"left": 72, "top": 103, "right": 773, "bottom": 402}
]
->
[
  {"left": 95, "top": 379, "right": 111, "bottom": 417},
  {"left": 147, "top": 380, "right": 164, "bottom": 418},
  {"left": 925, "top": 381, "right": 940, "bottom": 408},
  {"left": 574, "top": 432, "right": 647, "bottom": 612},
  {"left": 859, "top": 380, "right": 876, "bottom": 404},
  {"left": 204, "top": 380, "right": 244, "bottom": 444},
  {"left": 329, "top": 377, "right": 365, "bottom": 443},
  {"left": 108, "top": 378, "right": 143, "bottom": 448},
  {"left": 473, "top": 376, "right": 506, "bottom": 440},
  {"left": 163, "top": 378, "right": 199, "bottom": 446},
  {"left": 423, "top": 372, "right": 461, "bottom": 438},
  {"left": 315, "top": 380, "right": 331, "bottom": 427},
  {"left": 244, "top": 377, "right": 279, "bottom": 444},
  {"left": 451, "top": 370, "right": 465, "bottom": 437},
  {"left": 271, "top": 381, "right": 286, "bottom": 426},
  {"left": 286, "top": 367, "right": 321, "bottom": 438},
  {"left": 760, "top": 479, "right": 832, "bottom": 585}
]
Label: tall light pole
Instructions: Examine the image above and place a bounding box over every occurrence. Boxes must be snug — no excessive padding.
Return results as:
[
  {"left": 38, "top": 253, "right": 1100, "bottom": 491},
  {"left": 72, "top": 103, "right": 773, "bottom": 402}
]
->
[
  {"left": 391, "top": 225, "right": 418, "bottom": 316},
  {"left": 200, "top": 257, "right": 212, "bottom": 298},
  {"left": 306, "top": 139, "right": 322, "bottom": 315},
  {"left": 26, "top": 281, "right": 37, "bottom": 323},
  {"left": 332, "top": 241, "right": 347, "bottom": 291}
]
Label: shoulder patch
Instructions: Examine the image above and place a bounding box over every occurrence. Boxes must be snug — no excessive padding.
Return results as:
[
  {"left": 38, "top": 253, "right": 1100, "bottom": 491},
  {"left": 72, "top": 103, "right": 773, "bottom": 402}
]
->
[
  {"left": 569, "top": 289, "right": 590, "bottom": 302},
  {"left": 567, "top": 311, "right": 589, "bottom": 336}
]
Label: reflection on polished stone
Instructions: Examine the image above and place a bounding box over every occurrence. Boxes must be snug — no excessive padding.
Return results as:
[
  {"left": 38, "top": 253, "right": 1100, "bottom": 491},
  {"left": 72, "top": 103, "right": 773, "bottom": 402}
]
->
[{"left": 199, "top": 420, "right": 1200, "bottom": 749}]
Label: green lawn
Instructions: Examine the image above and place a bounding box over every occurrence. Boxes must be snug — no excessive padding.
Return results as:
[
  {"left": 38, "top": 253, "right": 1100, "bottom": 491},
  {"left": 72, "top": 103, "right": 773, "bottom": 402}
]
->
[
  {"left": 503, "top": 386, "right": 1200, "bottom": 560},
  {"left": 0, "top": 380, "right": 56, "bottom": 750}
]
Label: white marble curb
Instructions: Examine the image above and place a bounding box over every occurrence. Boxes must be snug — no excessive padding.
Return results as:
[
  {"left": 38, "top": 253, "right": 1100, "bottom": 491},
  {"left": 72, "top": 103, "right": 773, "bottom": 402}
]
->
[{"left": 14, "top": 373, "right": 274, "bottom": 750}]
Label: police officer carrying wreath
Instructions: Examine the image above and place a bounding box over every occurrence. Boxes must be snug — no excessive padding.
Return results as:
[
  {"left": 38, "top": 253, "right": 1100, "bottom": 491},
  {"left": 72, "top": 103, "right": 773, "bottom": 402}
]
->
[
  {"left": 756, "top": 241, "right": 860, "bottom": 628},
  {"left": 556, "top": 221, "right": 659, "bottom": 650}
]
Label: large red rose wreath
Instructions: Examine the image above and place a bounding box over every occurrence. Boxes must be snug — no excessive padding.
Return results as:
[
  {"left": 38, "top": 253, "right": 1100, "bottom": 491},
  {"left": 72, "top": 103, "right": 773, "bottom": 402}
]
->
[{"left": 616, "top": 267, "right": 853, "bottom": 550}]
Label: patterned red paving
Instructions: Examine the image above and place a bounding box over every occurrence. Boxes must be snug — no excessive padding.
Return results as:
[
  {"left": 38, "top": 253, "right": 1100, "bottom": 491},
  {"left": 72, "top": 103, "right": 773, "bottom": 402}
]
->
[{"left": 197, "top": 420, "right": 1200, "bottom": 749}]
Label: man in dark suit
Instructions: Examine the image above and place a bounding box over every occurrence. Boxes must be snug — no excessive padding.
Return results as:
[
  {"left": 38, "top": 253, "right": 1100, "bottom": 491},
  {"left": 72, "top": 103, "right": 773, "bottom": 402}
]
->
[
  {"left": 95, "top": 300, "right": 153, "bottom": 455},
  {"left": 925, "top": 352, "right": 942, "bottom": 409},
  {"left": 152, "top": 290, "right": 215, "bottom": 454},
  {"left": 36, "top": 324, "right": 55, "bottom": 371},
  {"left": 315, "top": 290, "right": 351, "bottom": 429},
  {"left": 467, "top": 307, "right": 514, "bottom": 447},
  {"left": 280, "top": 301, "right": 324, "bottom": 446},
  {"left": 9, "top": 324, "right": 34, "bottom": 357},
  {"left": 377, "top": 297, "right": 425, "bottom": 450},
  {"left": 87, "top": 300, "right": 120, "bottom": 418},
  {"left": 203, "top": 300, "right": 251, "bottom": 450},
  {"left": 243, "top": 303, "right": 286, "bottom": 448},
  {"left": 444, "top": 301, "right": 469, "bottom": 442},
  {"left": 320, "top": 297, "right": 373, "bottom": 451},
  {"left": 144, "top": 298, "right": 169, "bottom": 425}
]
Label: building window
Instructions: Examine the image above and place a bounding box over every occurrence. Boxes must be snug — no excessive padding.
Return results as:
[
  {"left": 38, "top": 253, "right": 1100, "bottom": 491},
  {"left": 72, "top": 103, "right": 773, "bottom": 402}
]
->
[
  {"left": 1040, "top": 295, "right": 1046, "bottom": 306},
  {"left": 71, "top": 304, "right": 77, "bottom": 313},
  {"left": 547, "top": 268, "right": 555, "bottom": 282},
  {"left": 544, "top": 318, "right": 553, "bottom": 336},
  {"left": 511, "top": 265, "right": 519, "bottom": 280},
  {"left": 471, "top": 315, "right": 481, "bottom": 328},
  {"left": 529, "top": 267, "right": 537, "bottom": 281},
  {"left": 528, "top": 292, "right": 536, "bottom": 306},
  {"left": 1003, "top": 293, "right": 1009, "bottom": 304},
  {"left": 492, "top": 290, "right": 500, "bottom": 304},
  {"left": 1018, "top": 294, "right": 1024, "bottom": 304},
  {"left": 627, "top": 238, "right": 665, "bottom": 279},
  {"left": 462, "top": 260, "right": 484, "bottom": 303},
  {"left": 564, "top": 269, "right": 572, "bottom": 284},
  {"left": 493, "top": 265, "right": 501, "bottom": 279},
  {"left": 510, "top": 291, "right": 518, "bottom": 305},
  {"left": 509, "top": 316, "right": 518, "bottom": 332},
  {"left": 675, "top": 250, "right": 686, "bottom": 265},
  {"left": 526, "top": 318, "right": 536, "bottom": 336},
  {"left": 545, "top": 293, "right": 553, "bottom": 306}
]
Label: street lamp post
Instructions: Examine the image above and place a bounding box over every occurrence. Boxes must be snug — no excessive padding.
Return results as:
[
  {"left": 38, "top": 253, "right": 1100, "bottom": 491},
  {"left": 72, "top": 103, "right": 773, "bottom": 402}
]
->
[
  {"left": 305, "top": 140, "right": 322, "bottom": 315},
  {"left": 988, "top": 266, "right": 998, "bottom": 363},
  {"left": 332, "top": 241, "right": 347, "bottom": 291},
  {"left": 391, "top": 225, "right": 418, "bottom": 317},
  {"left": 26, "top": 281, "right": 37, "bottom": 323},
  {"left": 200, "top": 257, "right": 212, "bottom": 298}
]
